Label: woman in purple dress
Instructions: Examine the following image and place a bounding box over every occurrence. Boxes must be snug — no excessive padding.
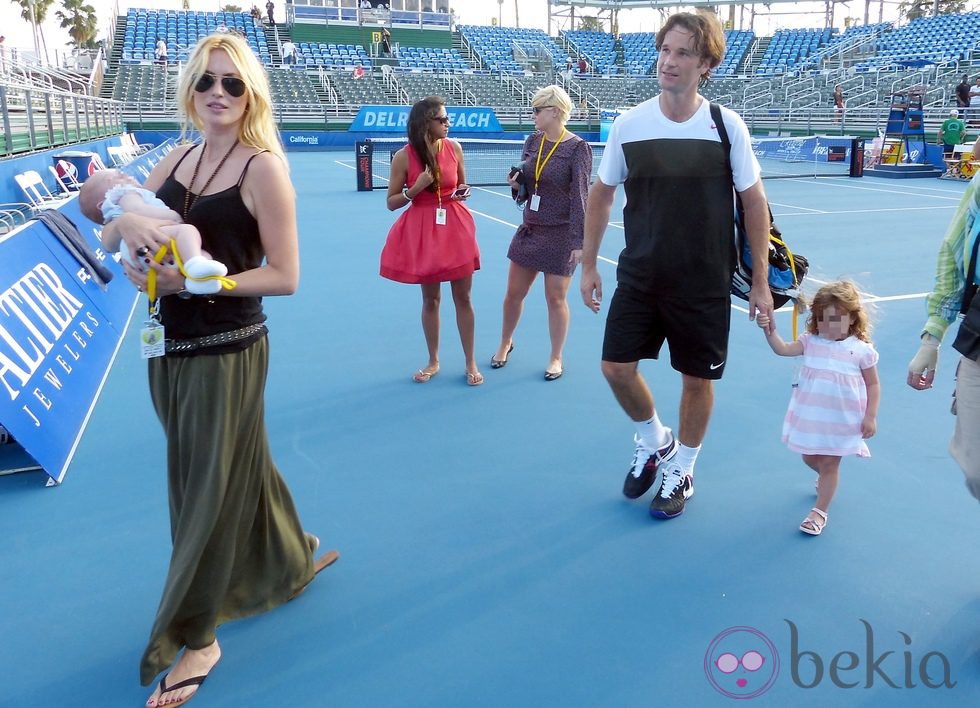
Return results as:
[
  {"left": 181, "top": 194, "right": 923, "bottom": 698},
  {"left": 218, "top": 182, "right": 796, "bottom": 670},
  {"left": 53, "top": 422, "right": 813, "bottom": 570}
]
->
[{"left": 491, "top": 85, "right": 592, "bottom": 380}]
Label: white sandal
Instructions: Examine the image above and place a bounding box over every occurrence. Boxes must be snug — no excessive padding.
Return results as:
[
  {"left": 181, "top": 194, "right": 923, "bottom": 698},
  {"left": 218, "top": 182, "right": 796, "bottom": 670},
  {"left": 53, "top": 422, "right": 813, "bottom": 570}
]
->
[{"left": 800, "top": 507, "right": 828, "bottom": 536}]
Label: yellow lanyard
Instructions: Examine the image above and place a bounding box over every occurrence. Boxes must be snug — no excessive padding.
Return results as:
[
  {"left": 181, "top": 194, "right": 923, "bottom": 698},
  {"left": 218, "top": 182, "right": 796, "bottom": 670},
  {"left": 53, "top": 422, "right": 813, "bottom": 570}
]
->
[
  {"left": 432, "top": 139, "right": 442, "bottom": 210},
  {"left": 534, "top": 129, "right": 565, "bottom": 193},
  {"left": 146, "top": 239, "right": 236, "bottom": 317}
]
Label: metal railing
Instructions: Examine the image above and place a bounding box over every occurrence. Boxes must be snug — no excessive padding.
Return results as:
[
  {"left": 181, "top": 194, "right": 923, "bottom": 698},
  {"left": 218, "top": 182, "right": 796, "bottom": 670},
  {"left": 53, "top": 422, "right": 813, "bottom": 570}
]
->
[{"left": 0, "top": 81, "right": 123, "bottom": 157}]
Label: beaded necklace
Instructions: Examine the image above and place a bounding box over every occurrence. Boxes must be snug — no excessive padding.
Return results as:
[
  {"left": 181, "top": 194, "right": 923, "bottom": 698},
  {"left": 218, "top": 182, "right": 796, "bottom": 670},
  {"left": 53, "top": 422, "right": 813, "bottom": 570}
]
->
[{"left": 182, "top": 139, "right": 239, "bottom": 220}]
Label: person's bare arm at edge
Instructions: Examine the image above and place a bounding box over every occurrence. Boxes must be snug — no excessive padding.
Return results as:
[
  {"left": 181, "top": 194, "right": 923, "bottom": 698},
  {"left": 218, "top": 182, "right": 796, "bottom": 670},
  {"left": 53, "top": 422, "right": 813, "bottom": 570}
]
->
[
  {"left": 580, "top": 179, "right": 616, "bottom": 313},
  {"left": 739, "top": 179, "right": 775, "bottom": 333}
]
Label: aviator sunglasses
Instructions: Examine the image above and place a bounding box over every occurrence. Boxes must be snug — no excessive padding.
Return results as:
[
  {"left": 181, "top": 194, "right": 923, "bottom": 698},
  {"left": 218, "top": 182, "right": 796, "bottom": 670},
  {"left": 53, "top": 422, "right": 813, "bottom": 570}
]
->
[{"left": 194, "top": 72, "right": 247, "bottom": 98}]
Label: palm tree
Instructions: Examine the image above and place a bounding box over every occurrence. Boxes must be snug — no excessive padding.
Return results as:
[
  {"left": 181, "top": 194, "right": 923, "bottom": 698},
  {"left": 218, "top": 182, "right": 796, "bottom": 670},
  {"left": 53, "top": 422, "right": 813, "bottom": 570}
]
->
[
  {"left": 14, "top": 0, "right": 56, "bottom": 63},
  {"left": 57, "top": 0, "right": 99, "bottom": 49}
]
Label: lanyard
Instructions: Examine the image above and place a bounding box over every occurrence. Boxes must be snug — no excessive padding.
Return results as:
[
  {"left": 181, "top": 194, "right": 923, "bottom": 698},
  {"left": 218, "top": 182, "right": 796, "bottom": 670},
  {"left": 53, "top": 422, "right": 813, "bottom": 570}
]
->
[
  {"left": 432, "top": 139, "right": 442, "bottom": 210},
  {"left": 534, "top": 129, "right": 565, "bottom": 193}
]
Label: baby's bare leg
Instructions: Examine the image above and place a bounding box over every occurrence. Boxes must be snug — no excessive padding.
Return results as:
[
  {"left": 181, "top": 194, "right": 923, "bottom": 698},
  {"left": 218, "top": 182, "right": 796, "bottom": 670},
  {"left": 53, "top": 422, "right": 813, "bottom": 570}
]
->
[{"left": 159, "top": 224, "right": 228, "bottom": 294}]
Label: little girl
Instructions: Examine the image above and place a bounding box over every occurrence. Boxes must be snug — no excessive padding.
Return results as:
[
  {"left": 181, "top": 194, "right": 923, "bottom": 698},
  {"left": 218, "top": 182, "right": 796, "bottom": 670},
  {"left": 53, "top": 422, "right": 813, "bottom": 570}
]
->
[{"left": 756, "top": 281, "right": 880, "bottom": 536}]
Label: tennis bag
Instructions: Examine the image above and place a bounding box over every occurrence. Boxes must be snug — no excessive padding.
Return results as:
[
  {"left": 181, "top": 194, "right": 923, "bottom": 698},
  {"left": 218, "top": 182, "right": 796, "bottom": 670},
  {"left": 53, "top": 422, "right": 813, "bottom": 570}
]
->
[{"left": 710, "top": 103, "right": 808, "bottom": 309}]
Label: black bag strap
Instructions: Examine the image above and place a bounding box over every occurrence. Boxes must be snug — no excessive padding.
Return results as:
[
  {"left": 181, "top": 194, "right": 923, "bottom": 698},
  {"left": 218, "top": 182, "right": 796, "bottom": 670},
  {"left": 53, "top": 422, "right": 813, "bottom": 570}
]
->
[
  {"left": 962, "top": 226, "right": 980, "bottom": 315},
  {"left": 710, "top": 102, "right": 732, "bottom": 176}
]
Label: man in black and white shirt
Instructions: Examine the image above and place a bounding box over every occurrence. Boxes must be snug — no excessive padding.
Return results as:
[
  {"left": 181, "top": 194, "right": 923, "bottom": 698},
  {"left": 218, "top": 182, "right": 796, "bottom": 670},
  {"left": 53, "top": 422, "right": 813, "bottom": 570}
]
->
[{"left": 581, "top": 11, "right": 773, "bottom": 519}]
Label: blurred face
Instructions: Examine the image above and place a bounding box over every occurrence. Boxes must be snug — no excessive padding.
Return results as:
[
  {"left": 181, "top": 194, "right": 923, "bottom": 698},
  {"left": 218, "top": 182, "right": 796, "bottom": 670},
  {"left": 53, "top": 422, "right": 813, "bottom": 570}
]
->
[
  {"left": 815, "top": 303, "right": 854, "bottom": 341},
  {"left": 657, "top": 27, "right": 710, "bottom": 95},
  {"left": 532, "top": 103, "right": 561, "bottom": 132},
  {"left": 193, "top": 48, "right": 248, "bottom": 130},
  {"left": 427, "top": 107, "right": 449, "bottom": 140}
]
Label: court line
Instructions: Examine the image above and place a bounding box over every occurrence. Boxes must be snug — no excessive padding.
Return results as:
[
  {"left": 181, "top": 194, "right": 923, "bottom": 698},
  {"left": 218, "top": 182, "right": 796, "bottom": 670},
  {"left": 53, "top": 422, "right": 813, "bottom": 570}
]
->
[
  {"left": 773, "top": 205, "right": 956, "bottom": 216},
  {"left": 769, "top": 200, "right": 825, "bottom": 213},
  {"left": 807, "top": 175, "right": 970, "bottom": 196},
  {"left": 783, "top": 177, "right": 964, "bottom": 200}
]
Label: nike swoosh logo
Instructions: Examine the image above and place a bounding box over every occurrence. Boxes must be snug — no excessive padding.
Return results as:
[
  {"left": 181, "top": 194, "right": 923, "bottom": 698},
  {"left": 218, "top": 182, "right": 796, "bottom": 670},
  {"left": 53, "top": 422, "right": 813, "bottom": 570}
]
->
[{"left": 709, "top": 362, "right": 725, "bottom": 370}]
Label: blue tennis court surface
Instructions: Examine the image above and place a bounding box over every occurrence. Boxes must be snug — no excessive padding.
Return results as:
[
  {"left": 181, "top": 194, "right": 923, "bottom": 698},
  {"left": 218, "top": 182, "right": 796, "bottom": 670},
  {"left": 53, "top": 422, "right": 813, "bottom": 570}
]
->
[{"left": 2, "top": 152, "right": 978, "bottom": 706}]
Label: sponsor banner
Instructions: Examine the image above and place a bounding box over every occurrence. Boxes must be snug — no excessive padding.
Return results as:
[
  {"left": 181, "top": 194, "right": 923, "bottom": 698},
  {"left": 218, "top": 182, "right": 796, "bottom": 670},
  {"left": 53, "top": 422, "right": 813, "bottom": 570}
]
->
[
  {"left": 753, "top": 137, "right": 852, "bottom": 163},
  {"left": 0, "top": 147, "right": 163, "bottom": 483},
  {"left": 349, "top": 106, "right": 502, "bottom": 133},
  {"left": 282, "top": 131, "right": 328, "bottom": 150}
]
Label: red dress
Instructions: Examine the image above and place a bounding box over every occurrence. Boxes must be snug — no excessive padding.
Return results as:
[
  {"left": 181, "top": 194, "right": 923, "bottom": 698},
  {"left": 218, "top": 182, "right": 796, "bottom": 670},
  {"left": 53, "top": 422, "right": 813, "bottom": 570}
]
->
[{"left": 380, "top": 140, "right": 480, "bottom": 284}]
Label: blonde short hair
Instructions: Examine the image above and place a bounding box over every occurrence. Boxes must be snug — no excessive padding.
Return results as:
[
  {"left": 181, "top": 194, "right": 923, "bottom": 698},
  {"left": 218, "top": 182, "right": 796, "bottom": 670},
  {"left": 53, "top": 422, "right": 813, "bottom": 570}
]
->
[
  {"left": 178, "top": 32, "right": 286, "bottom": 166},
  {"left": 531, "top": 85, "right": 573, "bottom": 124}
]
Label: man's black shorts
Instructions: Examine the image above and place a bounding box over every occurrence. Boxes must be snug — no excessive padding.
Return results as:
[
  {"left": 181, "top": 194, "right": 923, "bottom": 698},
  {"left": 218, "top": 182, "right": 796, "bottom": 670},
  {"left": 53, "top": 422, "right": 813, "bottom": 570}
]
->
[{"left": 602, "top": 285, "right": 731, "bottom": 380}]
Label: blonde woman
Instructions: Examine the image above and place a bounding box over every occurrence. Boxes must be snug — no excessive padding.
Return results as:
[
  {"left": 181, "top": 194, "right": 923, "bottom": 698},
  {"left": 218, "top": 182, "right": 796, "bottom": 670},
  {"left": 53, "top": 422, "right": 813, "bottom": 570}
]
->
[
  {"left": 100, "top": 32, "right": 337, "bottom": 707},
  {"left": 491, "top": 85, "right": 592, "bottom": 380}
]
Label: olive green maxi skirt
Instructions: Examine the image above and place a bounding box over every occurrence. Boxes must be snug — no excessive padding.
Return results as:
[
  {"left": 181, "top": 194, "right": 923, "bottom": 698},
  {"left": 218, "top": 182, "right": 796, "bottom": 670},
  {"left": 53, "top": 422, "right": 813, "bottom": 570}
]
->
[{"left": 140, "top": 336, "right": 315, "bottom": 686}]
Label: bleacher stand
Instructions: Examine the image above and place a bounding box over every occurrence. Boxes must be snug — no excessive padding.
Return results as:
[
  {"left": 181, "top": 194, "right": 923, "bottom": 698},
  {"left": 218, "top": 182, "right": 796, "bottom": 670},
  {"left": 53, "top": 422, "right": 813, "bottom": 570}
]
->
[
  {"left": 756, "top": 27, "right": 835, "bottom": 75},
  {"left": 564, "top": 31, "right": 615, "bottom": 75},
  {"left": 396, "top": 46, "right": 469, "bottom": 72},
  {"left": 852, "top": 12, "right": 980, "bottom": 71},
  {"left": 299, "top": 42, "right": 371, "bottom": 70},
  {"left": 328, "top": 71, "right": 389, "bottom": 105},
  {"left": 121, "top": 9, "right": 270, "bottom": 65},
  {"left": 459, "top": 25, "right": 566, "bottom": 75},
  {"left": 717, "top": 30, "right": 754, "bottom": 76},
  {"left": 620, "top": 32, "right": 657, "bottom": 76}
]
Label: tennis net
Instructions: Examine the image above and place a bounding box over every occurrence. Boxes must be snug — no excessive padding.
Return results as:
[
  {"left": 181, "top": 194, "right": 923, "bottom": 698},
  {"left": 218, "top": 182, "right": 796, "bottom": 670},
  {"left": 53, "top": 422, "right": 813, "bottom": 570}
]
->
[{"left": 363, "top": 134, "right": 856, "bottom": 189}]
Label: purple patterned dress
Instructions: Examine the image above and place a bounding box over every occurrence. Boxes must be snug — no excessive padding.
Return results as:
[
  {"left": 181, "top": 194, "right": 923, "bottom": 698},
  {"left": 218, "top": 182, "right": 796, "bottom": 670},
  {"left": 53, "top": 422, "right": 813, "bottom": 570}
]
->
[{"left": 507, "top": 132, "right": 592, "bottom": 277}]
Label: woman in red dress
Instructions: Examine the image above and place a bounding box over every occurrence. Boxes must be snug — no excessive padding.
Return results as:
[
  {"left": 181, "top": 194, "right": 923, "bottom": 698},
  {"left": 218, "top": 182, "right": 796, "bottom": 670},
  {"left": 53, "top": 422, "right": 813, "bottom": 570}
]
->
[{"left": 380, "top": 96, "right": 483, "bottom": 385}]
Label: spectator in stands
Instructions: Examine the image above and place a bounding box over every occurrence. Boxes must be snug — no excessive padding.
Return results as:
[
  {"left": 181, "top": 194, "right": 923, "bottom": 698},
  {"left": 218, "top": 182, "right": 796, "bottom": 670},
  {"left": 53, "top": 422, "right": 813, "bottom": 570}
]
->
[
  {"left": 970, "top": 77, "right": 980, "bottom": 125},
  {"left": 580, "top": 12, "right": 771, "bottom": 520},
  {"left": 833, "top": 84, "right": 844, "bottom": 123},
  {"left": 79, "top": 169, "right": 229, "bottom": 294},
  {"left": 938, "top": 109, "right": 967, "bottom": 158},
  {"left": 565, "top": 58, "right": 574, "bottom": 82},
  {"left": 352, "top": 64, "right": 365, "bottom": 79},
  {"left": 956, "top": 74, "right": 971, "bottom": 109},
  {"left": 101, "top": 31, "right": 337, "bottom": 708},
  {"left": 492, "top": 85, "right": 593, "bottom": 381},
  {"left": 281, "top": 38, "right": 296, "bottom": 66},
  {"left": 250, "top": 4, "right": 262, "bottom": 21},
  {"left": 908, "top": 166, "right": 980, "bottom": 517},
  {"left": 578, "top": 57, "right": 587, "bottom": 74},
  {"left": 382, "top": 26, "right": 392, "bottom": 56},
  {"left": 266, "top": 0, "right": 275, "bottom": 24},
  {"left": 154, "top": 37, "right": 168, "bottom": 68},
  {"left": 380, "top": 96, "right": 483, "bottom": 386}
]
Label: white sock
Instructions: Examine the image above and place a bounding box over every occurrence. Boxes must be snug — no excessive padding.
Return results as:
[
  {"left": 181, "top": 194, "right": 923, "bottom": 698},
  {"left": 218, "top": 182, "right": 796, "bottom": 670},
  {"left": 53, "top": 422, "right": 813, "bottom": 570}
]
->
[
  {"left": 674, "top": 444, "right": 701, "bottom": 476},
  {"left": 634, "top": 413, "right": 669, "bottom": 450}
]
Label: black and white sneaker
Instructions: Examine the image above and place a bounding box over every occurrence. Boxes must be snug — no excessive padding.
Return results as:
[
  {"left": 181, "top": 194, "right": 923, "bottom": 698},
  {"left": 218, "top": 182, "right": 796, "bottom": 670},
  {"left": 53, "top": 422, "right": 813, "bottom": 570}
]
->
[
  {"left": 649, "top": 461, "right": 694, "bottom": 519},
  {"left": 622, "top": 431, "right": 678, "bottom": 499}
]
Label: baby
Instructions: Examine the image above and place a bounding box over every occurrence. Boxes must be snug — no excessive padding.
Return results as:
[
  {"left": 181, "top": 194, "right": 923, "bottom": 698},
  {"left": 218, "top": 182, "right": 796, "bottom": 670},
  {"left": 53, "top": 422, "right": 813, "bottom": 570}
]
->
[{"left": 79, "top": 169, "right": 227, "bottom": 295}]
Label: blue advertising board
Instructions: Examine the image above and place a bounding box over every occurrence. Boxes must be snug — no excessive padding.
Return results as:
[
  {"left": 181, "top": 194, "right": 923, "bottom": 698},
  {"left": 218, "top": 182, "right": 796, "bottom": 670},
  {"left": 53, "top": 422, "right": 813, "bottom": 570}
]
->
[
  {"left": 349, "top": 106, "right": 502, "bottom": 133},
  {"left": 0, "top": 145, "right": 165, "bottom": 484}
]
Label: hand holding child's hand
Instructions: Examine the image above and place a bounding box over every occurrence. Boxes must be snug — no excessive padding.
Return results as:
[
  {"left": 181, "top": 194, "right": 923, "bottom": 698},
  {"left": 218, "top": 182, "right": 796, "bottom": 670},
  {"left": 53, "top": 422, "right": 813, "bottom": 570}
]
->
[
  {"left": 861, "top": 416, "right": 877, "bottom": 439},
  {"left": 756, "top": 313, "right": 770, "bottom": 330}
]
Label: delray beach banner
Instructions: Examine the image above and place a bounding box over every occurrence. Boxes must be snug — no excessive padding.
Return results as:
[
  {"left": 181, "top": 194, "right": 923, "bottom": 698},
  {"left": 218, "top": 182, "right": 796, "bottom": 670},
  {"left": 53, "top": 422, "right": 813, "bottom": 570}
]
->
[{"left": 349, "top": 105, "right": 503, "bottom": 133}]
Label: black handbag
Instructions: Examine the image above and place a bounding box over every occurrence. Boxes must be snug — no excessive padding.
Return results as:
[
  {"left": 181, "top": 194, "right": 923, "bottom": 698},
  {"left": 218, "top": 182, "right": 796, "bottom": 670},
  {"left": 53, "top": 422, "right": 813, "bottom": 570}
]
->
[{"left": 952, "top": 229, "right": 980, "bottom": 361}]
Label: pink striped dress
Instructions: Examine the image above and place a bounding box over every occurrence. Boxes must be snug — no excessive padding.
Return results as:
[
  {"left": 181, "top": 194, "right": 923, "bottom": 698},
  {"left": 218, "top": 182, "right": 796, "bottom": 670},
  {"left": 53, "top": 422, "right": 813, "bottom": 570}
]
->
[{"left": 782, "top": 334, "right": 879, "bottom": 457}]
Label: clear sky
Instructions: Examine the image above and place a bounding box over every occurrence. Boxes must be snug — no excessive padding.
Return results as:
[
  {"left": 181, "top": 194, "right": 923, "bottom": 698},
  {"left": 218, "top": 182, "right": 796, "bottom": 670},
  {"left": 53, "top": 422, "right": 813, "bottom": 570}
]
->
[{"left": 0, "top": 0, "right": 931, "bottom": 60}]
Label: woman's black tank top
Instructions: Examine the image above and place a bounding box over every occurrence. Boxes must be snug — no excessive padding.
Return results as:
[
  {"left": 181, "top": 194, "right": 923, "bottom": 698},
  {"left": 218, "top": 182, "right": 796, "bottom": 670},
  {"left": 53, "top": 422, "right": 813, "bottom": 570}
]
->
[{"left": 155, "top": 146, "right": 267, "bottom": 353}]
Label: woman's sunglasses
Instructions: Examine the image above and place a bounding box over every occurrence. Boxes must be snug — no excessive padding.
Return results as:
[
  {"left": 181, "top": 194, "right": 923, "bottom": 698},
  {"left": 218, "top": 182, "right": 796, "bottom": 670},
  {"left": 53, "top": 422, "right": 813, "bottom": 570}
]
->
[
  {"left": 532, "top": 106, "right": 554, "bottom": 114},
  {"left": 194, "top": 72, "right": 247, "bottom": 98},
  {"left": 430, "top": 115, "right": 450, "bottom": 125}
]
